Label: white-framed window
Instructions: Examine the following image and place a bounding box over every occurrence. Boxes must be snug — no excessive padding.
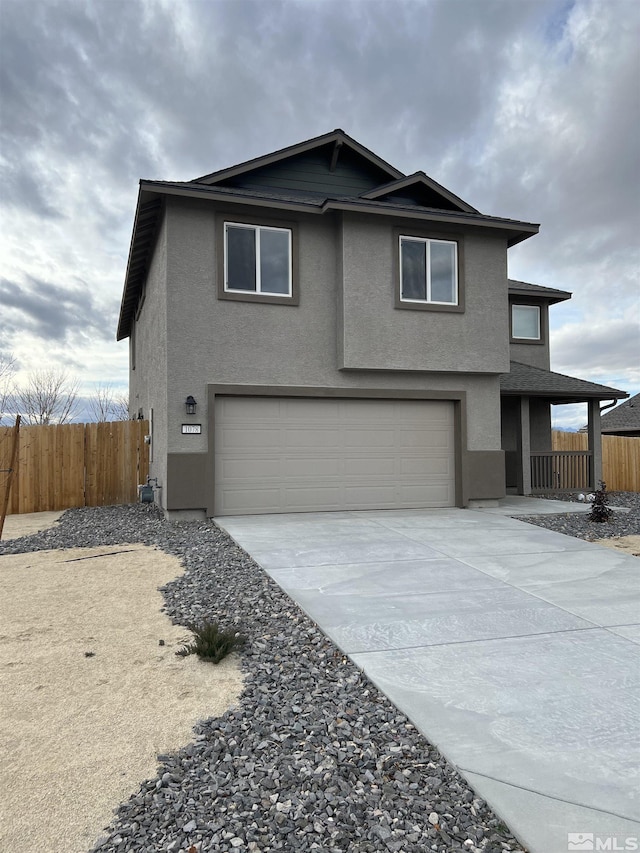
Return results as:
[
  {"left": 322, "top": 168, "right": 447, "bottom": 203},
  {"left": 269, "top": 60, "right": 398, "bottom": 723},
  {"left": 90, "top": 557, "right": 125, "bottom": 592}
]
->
[
  {"left": 511, "top": 304, "right": 541, "bottom": 340},
  {"left": 224, "top": 222, "right": 292, "bottom": 296},
  {"left": 399, "top": 235, "right": 458, "bottom": 305}
]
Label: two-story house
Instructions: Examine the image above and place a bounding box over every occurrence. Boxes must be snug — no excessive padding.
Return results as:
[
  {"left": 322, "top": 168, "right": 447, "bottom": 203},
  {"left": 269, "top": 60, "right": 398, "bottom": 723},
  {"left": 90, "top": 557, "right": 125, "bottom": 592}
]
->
[{"left": 117, "top": 129, "right": 627, "bottom": 518}]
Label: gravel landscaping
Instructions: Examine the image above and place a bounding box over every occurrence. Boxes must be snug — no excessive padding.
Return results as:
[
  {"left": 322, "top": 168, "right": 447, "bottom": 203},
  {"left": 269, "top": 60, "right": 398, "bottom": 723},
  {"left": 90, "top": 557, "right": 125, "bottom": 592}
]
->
[
  {"left": 517, "top": 490, "right": 640, "bottom": 540},
  {"left": 1, "top": 494, "right": 636, "bottom": 853}
]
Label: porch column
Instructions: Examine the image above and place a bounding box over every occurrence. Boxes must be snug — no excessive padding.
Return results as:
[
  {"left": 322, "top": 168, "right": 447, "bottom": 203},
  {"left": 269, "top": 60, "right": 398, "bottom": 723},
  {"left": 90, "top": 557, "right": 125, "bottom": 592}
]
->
[
  {"left": 587, "top": 399, "right": 602, "bottom": 490},
  {"left": 517, "top": 396, "right": 532, "bottom": 495}
]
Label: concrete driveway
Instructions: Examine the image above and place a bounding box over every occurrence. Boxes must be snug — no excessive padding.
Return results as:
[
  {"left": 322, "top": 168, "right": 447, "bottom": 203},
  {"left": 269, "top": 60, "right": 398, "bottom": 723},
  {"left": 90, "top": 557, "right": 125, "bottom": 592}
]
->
[{"left": 217, "top": 498, "right": 640, "bottom": 853}]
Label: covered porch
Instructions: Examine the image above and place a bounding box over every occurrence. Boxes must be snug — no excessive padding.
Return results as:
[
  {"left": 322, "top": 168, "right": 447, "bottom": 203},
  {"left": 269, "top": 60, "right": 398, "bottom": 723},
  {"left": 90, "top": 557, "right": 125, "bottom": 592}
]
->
[{"left": 500, "top": 362, "right": 628, "bottom": 495}]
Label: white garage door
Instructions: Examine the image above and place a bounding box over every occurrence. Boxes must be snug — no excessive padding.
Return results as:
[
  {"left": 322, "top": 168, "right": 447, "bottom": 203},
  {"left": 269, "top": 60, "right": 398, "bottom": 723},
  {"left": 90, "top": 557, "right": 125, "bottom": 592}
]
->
[{"left": 214, "top": 397, "right": 455, "bottom": 515}]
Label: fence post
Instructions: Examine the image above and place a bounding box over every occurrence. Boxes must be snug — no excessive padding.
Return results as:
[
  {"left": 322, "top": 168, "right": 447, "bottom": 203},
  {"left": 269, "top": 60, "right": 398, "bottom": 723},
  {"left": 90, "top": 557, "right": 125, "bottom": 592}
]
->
[{"left": 0, "top": 415, "right": 21, "bottom": 538}]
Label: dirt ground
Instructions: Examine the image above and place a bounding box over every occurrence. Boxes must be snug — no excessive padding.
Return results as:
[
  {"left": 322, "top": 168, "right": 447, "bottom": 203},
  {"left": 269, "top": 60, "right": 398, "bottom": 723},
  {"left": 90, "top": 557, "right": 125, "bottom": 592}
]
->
[
  {"left": 593, "top": 534, "right": 640, "bottom": 557},
  {"left": 1, "top": 509, "right": 65, "bottom": 540},
  {"left": 0, "top": 534, "right": 244, "bottom": 853}
]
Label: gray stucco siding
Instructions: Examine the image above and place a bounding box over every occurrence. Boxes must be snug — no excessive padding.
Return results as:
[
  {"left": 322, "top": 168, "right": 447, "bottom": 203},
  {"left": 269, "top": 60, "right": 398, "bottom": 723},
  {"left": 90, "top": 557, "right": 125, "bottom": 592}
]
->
[
  {"left": 509, "top": 338, "right": 551, "bottom": 370},
  {"left": 129, "top": 211, "right": 169, "bottom": 507},
  {"left": 155, "top": 197, "right": 505, "bottom": 510},
  {"left": 339, "top": 215, "right": 510, "bottom": 373},
  {"left": 163, "top": 199, "right": 340, "bottom": 456}
]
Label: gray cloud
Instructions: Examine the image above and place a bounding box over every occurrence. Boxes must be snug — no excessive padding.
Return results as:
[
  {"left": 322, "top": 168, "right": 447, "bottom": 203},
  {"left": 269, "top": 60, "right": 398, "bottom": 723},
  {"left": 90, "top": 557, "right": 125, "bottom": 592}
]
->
[
  {"left": 0, "top": 0, "right": 638, "bottom": 424},
  {"left": 552, "top": 316, "right": 640, "bottom": 377},
  {"left": 0, "top": 276, "right": 115, "bottom": 343}
]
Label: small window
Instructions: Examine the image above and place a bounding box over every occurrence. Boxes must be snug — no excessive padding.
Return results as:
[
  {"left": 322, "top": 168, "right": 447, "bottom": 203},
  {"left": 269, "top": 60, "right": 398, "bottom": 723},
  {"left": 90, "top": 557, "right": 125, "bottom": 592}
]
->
[
  {"left": 225, "top": 223, "right": 292, "bottom": 296},
  {"left": 400, "top": 236, "right": 458, "bottom": 305},
  {"left": 512, "top": 304, "right": 540, "bottom": 340}
]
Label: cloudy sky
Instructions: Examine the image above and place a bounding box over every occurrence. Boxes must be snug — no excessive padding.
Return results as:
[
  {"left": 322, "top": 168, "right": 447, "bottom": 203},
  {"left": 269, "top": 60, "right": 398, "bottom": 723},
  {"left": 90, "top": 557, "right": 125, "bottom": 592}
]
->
[{"left": 1, "top": 0, "right": 638, "bottom": 427}]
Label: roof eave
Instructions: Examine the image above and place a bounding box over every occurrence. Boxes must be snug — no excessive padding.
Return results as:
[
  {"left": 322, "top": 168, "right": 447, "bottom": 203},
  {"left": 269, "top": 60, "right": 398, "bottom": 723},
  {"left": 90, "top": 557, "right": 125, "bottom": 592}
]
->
[
  {"left": 508, "top": 286, "right": 572, "bottom": 304},
  {"left": 134, "top": 182, "right": 540, "bottom": 239},
  {"left": 501, "top": 389, "right": 629, "bottom": 402},
  {"left": 138, "top": 180, "right": 324, "bottom": 213},
  {"left": 116, "top": 187, "right": 164, "bottom": 341},
  {"left": 323, "top": 199, "right": 539, "bottom": 242},
  {"left": 360, "top": 171, "right": 479, "bottom": 214}
]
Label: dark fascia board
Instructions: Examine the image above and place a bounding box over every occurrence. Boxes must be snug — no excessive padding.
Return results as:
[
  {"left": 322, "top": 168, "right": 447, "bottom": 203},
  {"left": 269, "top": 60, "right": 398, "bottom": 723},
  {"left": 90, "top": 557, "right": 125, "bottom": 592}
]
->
[
  {"left": 116, "top": 189, "right": 163, "bottom": 341},
  {"left": 508, "top": 278, "right": 571, "bottom": 304},
  {"left": 360, "top": 171, "right": 479, "bottom": 214},
  {"left": 193, "top": 129, "right": 405, "bottom": 185},
  {"left": 322, "top": 198, "right": 539, "bottom": 246},
  {"left": 139, "top": 180, "right": 539, "bottom": 244},
  {"left": 501, "top": 390, "right": 629, "bottom": 402},
  {"left": 137, "top": 180, "right": 325, "bottom": 213}
]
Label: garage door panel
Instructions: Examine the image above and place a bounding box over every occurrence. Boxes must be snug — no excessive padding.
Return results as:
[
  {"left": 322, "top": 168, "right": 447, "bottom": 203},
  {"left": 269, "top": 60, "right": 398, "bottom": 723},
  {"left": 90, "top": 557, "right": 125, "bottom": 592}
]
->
[
  {"left": 341, "top": 400, "right": 396, "bottom": 422},
  {"left": 281, "top": 458, "right": 342, "bottom": 477},
  {"left": 282, "top": 487, "right": 343, "bottom": 509},
  {"left": 215, "top": 397, "right": 455, "bottom": 515},
  {"left": 219, "top": 427, "right": 284, "bottom": 448},
  {"left": 401, "top": 483, "right": 454, "bottom": 503},
  {"left": 344, "top": 457, "right": 397, "bottom": 476},
  {"left": 285, "top": 428, "right": 342, "bottom": 448},
  {"left": 223, "top": 488, "right": 282, "bottom": 513},
  {"left": 401, "top": 457, "right": 453, "bottom": 476},
  {"left": 218, "top": 458, "right": 281, "bottom": 479},
  {"left": 283, "top": 399, "right": 341, "bottom": 420},
  {"left": 217, "top": 397, "right": 282, "bottom": 420},
  {"left": 343, "top": 485, "right": 400, "bottom": 505},
  {"left": 398, "top": 428, "right": 452, "bottom": 449}
]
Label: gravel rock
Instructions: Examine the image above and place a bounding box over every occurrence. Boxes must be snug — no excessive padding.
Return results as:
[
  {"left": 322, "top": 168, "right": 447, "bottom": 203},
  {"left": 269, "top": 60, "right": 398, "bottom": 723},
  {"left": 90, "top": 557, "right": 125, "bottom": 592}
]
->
[
  {"left": 516, "top": 490, "right": 640, "bottom": 541},
  {"left": 0, "top": 502, "right": 547, "bottom": 852}
]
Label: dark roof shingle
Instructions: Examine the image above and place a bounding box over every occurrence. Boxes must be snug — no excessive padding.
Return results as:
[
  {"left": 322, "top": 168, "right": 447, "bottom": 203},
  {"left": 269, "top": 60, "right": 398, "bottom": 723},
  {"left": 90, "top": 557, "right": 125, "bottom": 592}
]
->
[
  {"left": 508, "top": 279, "right": 571, "bottom": 303},
  {"left": 501, "top": 361, "right": 628, "bottom": 402}
]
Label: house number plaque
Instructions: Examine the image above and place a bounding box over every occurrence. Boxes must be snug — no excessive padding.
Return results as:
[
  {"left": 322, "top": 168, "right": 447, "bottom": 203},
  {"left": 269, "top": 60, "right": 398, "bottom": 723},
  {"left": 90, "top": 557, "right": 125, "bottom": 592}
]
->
[{"left": 181, "top": 424, "right": 202, "bottom": 434}]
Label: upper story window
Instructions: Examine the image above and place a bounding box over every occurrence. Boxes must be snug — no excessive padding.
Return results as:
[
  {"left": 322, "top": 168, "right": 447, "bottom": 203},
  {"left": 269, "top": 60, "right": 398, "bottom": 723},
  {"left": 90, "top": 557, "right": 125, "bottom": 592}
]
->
[
  {"left": 511, "top": 304, "right": 541, "bottom": 340},
  {"left": 225, "top": 222, "right": 292, "bottom": 296},
  {"left": 218, "top": 217, "right": 299, "bottom": 305},
  {"left": 399, "top": 236, "right": 458, "bottom": 306}
]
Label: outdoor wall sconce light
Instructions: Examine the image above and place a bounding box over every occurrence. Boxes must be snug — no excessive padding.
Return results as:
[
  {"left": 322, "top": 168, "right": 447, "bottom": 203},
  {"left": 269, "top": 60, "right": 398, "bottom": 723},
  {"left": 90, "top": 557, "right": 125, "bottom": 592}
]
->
[{"left": 185, "top": 395, "right": 197, "bottom": 415}]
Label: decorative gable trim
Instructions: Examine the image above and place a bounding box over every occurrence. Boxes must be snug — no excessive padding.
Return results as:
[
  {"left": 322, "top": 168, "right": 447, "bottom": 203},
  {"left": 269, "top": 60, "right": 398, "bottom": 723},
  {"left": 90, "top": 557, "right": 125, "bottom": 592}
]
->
[
  {"left": 193, "top": 129, "right": 404, "bottom": 186},
  {"left": 360, "top": 172, "right": 478, "bottom": 213}
]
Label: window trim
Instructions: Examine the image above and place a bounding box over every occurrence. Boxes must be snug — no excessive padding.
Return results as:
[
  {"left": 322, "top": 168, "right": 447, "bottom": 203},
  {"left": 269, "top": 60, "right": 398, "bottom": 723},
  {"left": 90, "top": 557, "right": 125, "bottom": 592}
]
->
[
  {"left": 394, "top": 228, "right": 465, "bottom": 313},
  {"left": 217, "top": 214, "right": 299, "bottom": 305},
  {"left": 510, "top": 303, "right": 543, "bottom": 343}
]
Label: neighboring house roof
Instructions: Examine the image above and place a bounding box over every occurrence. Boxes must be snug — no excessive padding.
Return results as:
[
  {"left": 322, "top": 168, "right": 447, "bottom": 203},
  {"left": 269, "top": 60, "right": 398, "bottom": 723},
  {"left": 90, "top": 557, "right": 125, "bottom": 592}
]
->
[
  {"left": 501, "top": 361, "right": 628, "bottom": 403},
  {"left": 598, "top": 393, "right": 640, "bottom": 435},
  {"left": 117, "top": 130, "right": 540, "bottom": 341},
  {"left": 508, "top": 279, "right": 571, "bottom": 304}
]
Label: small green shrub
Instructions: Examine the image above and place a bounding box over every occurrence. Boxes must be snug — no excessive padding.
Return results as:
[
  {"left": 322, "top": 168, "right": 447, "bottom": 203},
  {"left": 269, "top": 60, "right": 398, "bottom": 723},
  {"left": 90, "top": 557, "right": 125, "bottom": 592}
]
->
[
  {"left": 588, "top": 481, "right": 612, "bottom": 523},
  {"left": 176, "top": 620, "right": 245, "bottom": 664}
]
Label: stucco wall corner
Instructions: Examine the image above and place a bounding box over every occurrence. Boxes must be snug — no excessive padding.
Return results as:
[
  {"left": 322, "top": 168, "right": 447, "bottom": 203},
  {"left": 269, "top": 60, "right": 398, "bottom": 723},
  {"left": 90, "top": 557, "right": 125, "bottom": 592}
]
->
[{"left": 463, "top": 450, "right": 506, "bottom": 502}]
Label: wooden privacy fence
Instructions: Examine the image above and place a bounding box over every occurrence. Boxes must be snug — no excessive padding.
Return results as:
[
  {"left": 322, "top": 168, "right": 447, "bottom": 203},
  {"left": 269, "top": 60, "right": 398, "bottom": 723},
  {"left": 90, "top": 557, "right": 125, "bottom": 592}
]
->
[
  {"left": 0, "top": 420, "right": 150, "bottom": 515},
  {"left": 552, "top": 430, "right": 640, "bottom": 492}
]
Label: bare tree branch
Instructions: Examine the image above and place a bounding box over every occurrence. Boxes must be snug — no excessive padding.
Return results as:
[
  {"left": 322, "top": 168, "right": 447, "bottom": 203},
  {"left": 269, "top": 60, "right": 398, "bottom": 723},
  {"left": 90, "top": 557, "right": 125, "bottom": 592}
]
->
[
  {"left": 113, "top": 392, "right": 131, "bottom": 421},
  {"left": 87, "top": 384, "right": 131, "bottom": 422},
  {"left": 14, "top": 369, "right": 81, "bottom": 425},
  {"left": 0, "top": 354, "right": 17, "bottom": 425}
]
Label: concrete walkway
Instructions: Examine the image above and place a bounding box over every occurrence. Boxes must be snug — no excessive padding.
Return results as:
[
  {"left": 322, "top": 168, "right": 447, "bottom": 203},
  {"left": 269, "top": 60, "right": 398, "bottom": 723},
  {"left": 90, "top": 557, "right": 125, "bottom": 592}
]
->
[{"left": 217, "top": 498, "right": 640, "bottom": 853}]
